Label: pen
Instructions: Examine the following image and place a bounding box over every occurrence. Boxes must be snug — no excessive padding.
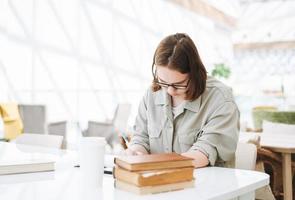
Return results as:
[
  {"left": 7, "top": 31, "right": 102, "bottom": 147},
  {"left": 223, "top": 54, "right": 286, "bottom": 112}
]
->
[
  {"left": 120, "top": 131, "right": 129, "bottom": 148},
  {"left": 74, "top": 165, "right": 113, "bottom": 175}
]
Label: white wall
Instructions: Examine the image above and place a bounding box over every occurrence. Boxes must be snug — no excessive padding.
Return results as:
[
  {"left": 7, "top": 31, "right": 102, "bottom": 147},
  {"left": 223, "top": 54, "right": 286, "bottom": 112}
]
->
[{"left": 0, "top": 0, "right": 234, "bottom": 127}]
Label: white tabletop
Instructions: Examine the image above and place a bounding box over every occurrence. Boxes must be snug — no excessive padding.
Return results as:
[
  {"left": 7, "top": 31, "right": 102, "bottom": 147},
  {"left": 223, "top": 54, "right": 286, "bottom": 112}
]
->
[
  {"left": 0, "top": 142, "right": 269, "bottom": 200},
  {"left": 0, "top": 167, "right": 269, "bottom": 200}
]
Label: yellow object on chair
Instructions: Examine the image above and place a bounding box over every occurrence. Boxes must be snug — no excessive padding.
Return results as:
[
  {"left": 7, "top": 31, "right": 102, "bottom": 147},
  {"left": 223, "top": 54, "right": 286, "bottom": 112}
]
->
[{"left": 0, "top": 103, "right": 23, "bottom": 140}]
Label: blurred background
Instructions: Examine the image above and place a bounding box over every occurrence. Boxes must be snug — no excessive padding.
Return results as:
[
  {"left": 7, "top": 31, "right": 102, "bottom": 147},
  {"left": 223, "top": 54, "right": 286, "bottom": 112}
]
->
[{"left": 1, "top": 0, "right": 295, "bottom": 149}]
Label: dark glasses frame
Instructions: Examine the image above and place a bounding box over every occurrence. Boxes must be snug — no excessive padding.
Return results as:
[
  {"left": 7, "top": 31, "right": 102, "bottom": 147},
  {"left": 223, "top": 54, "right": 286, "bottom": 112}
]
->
[{"left": 152, "top": 66, "right": 190, "bottom": 90}]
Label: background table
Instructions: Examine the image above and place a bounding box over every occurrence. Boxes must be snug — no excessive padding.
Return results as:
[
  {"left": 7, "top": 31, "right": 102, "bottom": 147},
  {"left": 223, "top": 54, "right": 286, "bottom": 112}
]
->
[{"left": 240, "top": 132, "right": 295, "bottom": 200}]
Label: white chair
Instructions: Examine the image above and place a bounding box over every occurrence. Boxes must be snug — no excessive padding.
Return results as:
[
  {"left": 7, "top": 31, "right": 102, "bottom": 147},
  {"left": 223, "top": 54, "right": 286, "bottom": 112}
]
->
[
  {"left": 235, "top": 140, "right": 275, "bottom": 200},
  {"left": 12, "top": 133, "right": 63, "bottom": 149},
  {"left": 240, "top": 129, "right": 277, "bottom": 200},
  {"left": 235, "top": 142, "right": 257, "bottom": 170}
]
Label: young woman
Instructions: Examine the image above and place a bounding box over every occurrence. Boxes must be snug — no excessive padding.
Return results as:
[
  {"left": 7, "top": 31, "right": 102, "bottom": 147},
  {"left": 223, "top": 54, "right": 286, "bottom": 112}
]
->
[{"left": 125, "top": 33, "right": 239, "bottom": 168}]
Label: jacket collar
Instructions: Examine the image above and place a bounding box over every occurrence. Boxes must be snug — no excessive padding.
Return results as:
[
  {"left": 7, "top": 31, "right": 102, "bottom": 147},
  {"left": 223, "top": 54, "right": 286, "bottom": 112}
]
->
[
  {"left": 184, "top": 98, "right": 201, "bottom": 113},
  {"left": 154, "top": 89, "right": 201, "bottom": 112}
]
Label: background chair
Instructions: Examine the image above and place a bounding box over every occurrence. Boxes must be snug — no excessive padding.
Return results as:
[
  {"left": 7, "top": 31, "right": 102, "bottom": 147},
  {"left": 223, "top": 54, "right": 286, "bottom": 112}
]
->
[
  {"left": 47, "top": 121, "right": 67, "bottom": 148},
  {"left": 0, "top": 103, "right": 23, "bottom": 140},
  {"left": 18, "top": 104, "right": 68, "bottom": 148},
  {"left": 238, "top": 135, "right": 276, "bottom": 200},
  {"left": 47, "top": 121, "right": 67, "bottom": 137},
  {"left": 18, "top": 104, "right": 47, "bottom": 134},
  {"left": 235, "top": 142, "right": 257, "bottom": 170},
  {"left": 12, "top": 133, "right": 63, "bottom": 149},
  {"left": 258, "top": 120, "right": 295, "bottom": 199},
  {"left": 83, "top": 121, "right": 114, "bottom": 143},
  {"left": 83, "top": 103, "right": 131, "bottom": 147}
]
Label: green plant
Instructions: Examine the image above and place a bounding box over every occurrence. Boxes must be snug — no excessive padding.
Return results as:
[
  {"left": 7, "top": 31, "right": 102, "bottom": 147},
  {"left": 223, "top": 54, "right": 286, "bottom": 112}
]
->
[{"left": 211, "top": 63, "right": 231, "bottom": 79}]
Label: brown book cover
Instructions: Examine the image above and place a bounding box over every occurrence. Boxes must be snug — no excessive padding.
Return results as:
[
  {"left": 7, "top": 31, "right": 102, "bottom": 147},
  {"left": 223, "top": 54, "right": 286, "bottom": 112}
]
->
[
  {"left": 113, "top": 166, "right": 194, "bottom": 186},
  {"left": 115, "top": 179, "right": 195, "bottom": 195},
  {"left": 114, "top": 153, "right": 194, "bottom": 171}
]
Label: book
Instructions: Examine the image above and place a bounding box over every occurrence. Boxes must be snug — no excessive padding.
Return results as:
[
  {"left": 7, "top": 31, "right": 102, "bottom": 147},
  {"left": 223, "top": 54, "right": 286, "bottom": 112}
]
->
[
  {"left": 114, "top": 153, "right": 194, "bottom": 171},
  {"left": 115, "top": 179, "right": 195, "bottom": 195},
  {"left": 113, "top": 166, "right": 194, "bottom": 186},
  {"left": 0, "top": 142, "right": 55, "bottom": 175},
  {"left": 0, "top": 160, "right": 54, "bottom": 175}
]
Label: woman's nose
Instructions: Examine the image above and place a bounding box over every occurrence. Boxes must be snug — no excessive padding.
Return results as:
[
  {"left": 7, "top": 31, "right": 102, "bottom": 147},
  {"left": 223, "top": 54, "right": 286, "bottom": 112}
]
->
[{"left": 167, "top": 86, "right": 177, "bottom": 96}]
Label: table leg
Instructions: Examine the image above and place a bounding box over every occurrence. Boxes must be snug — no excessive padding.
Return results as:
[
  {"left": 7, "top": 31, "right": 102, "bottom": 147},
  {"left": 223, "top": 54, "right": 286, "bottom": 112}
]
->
[{"left": 282, "top": 153, "right": 292, "bottom": 200}]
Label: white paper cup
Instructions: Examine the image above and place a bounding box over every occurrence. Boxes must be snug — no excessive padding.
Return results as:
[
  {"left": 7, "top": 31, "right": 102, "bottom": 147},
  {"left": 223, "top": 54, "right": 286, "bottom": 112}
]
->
[{"left": 79, "top": 137, "right": 106, "bottom": 188}]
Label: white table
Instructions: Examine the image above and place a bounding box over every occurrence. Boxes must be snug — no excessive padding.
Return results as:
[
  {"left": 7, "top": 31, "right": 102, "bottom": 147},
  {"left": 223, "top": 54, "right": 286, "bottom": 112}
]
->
[{"left": 0, "top": 142, "right": 269, "bottom": 200}]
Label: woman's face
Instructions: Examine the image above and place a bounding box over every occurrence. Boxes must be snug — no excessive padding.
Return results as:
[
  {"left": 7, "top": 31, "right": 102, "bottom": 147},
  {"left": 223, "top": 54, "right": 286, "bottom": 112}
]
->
[{"left": 156, "top": 66, "right": 189, "bottom": 98}]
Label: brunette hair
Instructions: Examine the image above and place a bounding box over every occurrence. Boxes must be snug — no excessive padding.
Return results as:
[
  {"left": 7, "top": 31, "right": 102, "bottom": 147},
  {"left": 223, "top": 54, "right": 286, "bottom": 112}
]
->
[{"left": 151, "top": 33, "right": 207, "bottom": 101}]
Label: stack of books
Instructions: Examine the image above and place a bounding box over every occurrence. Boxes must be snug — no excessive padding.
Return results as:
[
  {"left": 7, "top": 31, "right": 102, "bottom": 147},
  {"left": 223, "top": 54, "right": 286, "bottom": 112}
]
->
[{"left": 113, "top": 153, "right": 195, "bottom": 195}]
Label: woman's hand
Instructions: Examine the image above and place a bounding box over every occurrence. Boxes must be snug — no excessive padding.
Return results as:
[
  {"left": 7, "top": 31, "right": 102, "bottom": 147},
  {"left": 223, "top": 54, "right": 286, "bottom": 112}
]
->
[
  {"left": 181, "top": 150, "right": 209, "bottom": 168},
  {"left": 122, "top": 144, "right": 148, "bottom": 156},
  {"left": 123, "top": 148, "right": 144, "bottom": 156}
]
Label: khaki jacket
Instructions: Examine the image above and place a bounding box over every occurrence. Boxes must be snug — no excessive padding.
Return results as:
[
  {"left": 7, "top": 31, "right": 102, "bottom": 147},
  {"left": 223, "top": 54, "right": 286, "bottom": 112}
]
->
[{"left": 130, "top": 76, "right": 239, "bottom": 167}]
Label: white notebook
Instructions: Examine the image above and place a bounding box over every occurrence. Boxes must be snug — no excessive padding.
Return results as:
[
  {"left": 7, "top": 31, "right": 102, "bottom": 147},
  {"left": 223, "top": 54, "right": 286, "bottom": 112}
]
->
[
  {"left": 0, "top": 159, "right": 54, "bottom": 175},
  {"left": 0, "top": 142, "right": 55, "bottom": 175}
]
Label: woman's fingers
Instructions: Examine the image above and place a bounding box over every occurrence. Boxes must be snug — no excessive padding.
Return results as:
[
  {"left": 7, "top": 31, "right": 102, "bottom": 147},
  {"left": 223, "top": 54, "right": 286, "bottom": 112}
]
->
[{"left": 122, "top": 148, "right": 145, "bottom": 156}]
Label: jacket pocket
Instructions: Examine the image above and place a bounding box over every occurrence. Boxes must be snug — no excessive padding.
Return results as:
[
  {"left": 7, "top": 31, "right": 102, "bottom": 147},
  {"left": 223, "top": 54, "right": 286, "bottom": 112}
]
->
[
  {"left": 178, "top": 129, "right": 199, "bottom": 152},
  {"left": 148, "top": 125, "right": 163, "bottom": 153},
  {"left": 148, "top": 123, "right": 163, "bottom": 138}
]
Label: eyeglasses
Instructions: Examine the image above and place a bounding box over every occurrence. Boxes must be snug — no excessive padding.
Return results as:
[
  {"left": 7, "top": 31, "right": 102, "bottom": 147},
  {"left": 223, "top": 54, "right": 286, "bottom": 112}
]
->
[
  {"left": 152, "top": 66, "right": 189, "bottom": 90},
  {"left": 154, "top": 80, "right": 189, "bottom": 90}
]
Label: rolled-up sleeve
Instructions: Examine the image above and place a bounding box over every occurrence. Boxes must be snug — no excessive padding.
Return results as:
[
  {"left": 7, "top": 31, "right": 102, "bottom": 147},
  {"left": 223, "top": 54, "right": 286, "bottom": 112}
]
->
[
  {"left": 189, "top": 101, "right": 239, "bottom": 166},
  {"left": 129, "top": 92, "right": 150, "bottom": 152}
]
